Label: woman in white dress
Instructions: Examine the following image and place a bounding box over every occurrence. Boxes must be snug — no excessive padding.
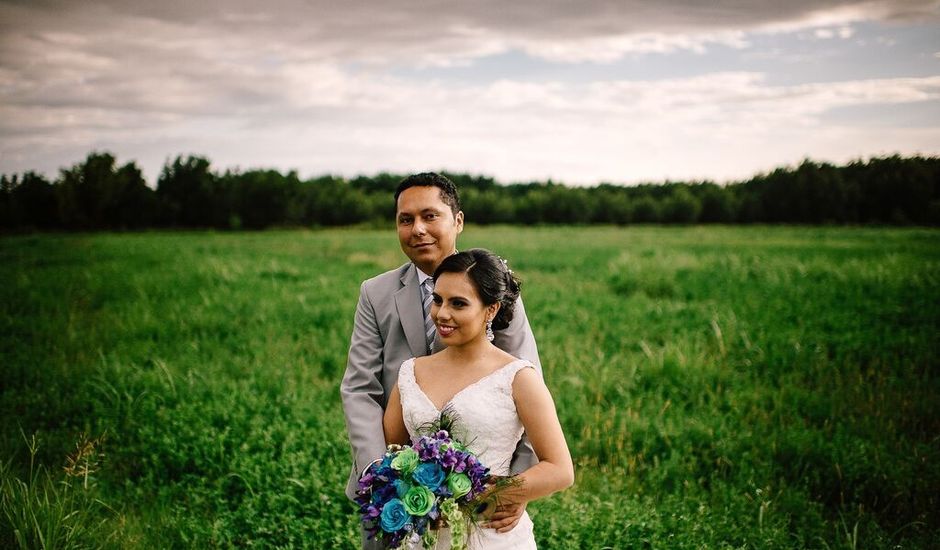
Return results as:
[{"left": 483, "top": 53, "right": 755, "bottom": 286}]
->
[{"left": 384, "top": 249, "right": 574, "bottom": 549}]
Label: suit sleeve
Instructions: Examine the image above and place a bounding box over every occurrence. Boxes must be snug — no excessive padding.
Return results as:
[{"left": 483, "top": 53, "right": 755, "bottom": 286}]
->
[
  {"left": 493, "top": 295, "right": 542, "bottom": 376},
  {"left": 340, "top": 281, "right": 388, "bottom": 478}
]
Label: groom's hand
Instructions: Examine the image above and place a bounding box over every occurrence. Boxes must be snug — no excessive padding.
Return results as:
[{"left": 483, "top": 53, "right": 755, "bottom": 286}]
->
[{"left": 484, "top": 502, "right": 526, "bottom": 533}]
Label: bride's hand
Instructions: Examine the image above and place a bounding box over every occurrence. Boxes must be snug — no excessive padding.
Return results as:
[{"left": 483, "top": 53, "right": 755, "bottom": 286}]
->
[
  {"left": 483, "top": 501, "right": 526, "bottom": 533},
  {"left": 478, "top": 476, "right": 527, "bottom": 533}
]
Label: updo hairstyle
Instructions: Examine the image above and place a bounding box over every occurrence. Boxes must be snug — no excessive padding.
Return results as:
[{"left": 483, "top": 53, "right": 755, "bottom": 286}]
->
[{"left": 433, "top": 249, "right": 521, "bottom": 330}]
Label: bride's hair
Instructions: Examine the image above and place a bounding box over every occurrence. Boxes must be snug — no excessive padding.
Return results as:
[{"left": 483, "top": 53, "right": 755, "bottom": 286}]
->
[{"left": 433, "top": 248, "right": 521, "bottom": 330}]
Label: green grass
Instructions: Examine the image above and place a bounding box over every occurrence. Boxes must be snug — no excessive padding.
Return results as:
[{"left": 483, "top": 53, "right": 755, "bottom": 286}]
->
[{"left": 1, "top": 226, "right": 938, "bottom": 548}]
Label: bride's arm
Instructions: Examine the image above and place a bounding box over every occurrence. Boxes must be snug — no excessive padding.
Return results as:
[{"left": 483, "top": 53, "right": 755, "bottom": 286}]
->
[
  {"left": 383, "top": 384, "right": 410, "bottom": 446},
  {"left": 498, "top": 367, "right": 574, "bottom": 504}
]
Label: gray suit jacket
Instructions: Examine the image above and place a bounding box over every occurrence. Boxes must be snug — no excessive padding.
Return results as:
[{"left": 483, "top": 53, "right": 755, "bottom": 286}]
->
[{"left": 341, "top": 262, "right": 542, "bottom": 500}]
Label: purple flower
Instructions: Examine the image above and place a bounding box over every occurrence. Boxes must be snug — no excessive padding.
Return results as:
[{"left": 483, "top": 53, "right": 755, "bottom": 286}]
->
[
  {"left": 418, "top": 446, "right": 437, "bottom": 461},
  {"left": 440, "top": 448, "right": 458, "bottom": 469}
]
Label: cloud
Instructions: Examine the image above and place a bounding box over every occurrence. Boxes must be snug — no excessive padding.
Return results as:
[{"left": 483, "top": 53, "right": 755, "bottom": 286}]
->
[
  {"left": 1, "top": 0, "right": 938, "bottom": 183},
  {"left": 517, "top": 31, "right": 752, "bottom": 63},
  {"left": 4, "top": 57, "right": 937, "bottom": 183},
  {"left": 813, "top": 26, "right": 857, "bottom": 39},
  {"left": 3, "top": 1, "right": 938, "bottom": 65},
  {"left": 3, "top": 0, "right": 934, "bottom": 113}
]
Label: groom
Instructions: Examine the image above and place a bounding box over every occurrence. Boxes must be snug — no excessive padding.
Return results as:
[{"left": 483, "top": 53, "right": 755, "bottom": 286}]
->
[{"left": 341, "top": 172, "right": 542, "bottom": 547}]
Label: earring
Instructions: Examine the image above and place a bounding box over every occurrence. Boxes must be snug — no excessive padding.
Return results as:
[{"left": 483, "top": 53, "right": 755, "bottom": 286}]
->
[{"left": 485, "top": 319, "right": 494, "bottom": 342}]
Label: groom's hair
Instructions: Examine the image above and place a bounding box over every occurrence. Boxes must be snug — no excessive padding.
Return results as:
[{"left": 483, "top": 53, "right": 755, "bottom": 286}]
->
[
  {"left": 433, "top": 248, "right": 521, "bottom": 331},
  {"left": 394, "top": 172, "right": 461, "bottom": 216}
]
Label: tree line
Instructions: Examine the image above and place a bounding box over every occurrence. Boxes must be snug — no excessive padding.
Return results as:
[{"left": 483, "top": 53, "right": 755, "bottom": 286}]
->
[{"left": 2, "top": 152, "right": 938, "bottom": 230}]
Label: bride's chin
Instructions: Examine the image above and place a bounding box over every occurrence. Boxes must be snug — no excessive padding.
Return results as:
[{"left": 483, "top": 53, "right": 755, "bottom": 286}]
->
[
  {"left": 442, "top": 335, "right": 480, "bottom": 347},
  {"left": 450, "top": 335, "right": 487, "bottom": 347}
]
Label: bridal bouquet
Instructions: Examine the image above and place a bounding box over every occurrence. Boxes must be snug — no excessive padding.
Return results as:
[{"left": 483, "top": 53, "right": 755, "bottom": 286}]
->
[{"left": 355, "top": 429, "right": 494, "bottom": 549}]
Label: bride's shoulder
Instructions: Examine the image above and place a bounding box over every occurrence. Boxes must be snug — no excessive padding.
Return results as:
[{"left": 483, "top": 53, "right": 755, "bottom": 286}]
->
[
  {"left": 509, "top": 362, "right": 542, "bottom": 393},
  {"left": 398, "top": 356, "right": 418, "bottom": 376},
  {"left": 410, "top": 355, "right": 438, "bottom": 381}
]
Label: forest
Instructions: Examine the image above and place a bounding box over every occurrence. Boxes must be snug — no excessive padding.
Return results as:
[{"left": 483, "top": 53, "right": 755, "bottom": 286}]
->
[{"left": 2, "top": 152, "right": 939, "bottom": 230}]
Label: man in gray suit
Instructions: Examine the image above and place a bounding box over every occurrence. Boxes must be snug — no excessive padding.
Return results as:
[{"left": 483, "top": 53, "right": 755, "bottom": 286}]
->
[{"left": 341, "top": 173, "right": 541, "bottom": 547}]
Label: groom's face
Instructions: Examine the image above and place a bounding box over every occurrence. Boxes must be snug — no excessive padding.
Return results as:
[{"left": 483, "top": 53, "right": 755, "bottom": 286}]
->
[{"left": 396, "top": 186, "right": 464, "bottom": 275}]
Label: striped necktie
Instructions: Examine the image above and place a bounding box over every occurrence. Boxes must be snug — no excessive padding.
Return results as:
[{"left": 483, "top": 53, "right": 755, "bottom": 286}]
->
[{"left": 422, "top": 278, "right": 435, "bottom": 353}]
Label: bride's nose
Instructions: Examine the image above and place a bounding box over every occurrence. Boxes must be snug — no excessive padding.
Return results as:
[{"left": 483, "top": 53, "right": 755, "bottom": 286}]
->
[{"left": 433, "top": 304, "right": 450, "bottom": 321}]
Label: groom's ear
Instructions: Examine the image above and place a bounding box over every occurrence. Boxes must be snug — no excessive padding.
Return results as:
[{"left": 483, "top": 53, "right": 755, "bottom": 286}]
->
[{"left": 454, "top": 210, "right": 464, "bottom": 232}]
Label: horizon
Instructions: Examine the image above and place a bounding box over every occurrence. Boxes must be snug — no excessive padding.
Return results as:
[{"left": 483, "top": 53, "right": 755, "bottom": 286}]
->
[
  {"left": 5, "top": 150, "right": 937, "bottom": 190},
  {"left": 2, "top": 1, "right": 939, "bottom": 186}
]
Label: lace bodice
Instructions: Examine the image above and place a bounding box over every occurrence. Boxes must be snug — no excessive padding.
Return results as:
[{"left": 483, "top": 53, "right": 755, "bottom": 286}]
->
[{"left": 397, "top": 357, "right": 534, "bottom": 477}]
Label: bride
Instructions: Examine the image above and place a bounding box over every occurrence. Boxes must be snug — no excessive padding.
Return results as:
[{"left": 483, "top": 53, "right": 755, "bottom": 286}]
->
[{"left": 383, "top": 249, "right": 574, "bottom": 549}]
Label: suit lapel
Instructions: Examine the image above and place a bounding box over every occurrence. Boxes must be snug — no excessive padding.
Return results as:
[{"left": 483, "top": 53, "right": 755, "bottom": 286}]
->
[{"left": 394, "top": 263, "right": 428, "bottom": 357}]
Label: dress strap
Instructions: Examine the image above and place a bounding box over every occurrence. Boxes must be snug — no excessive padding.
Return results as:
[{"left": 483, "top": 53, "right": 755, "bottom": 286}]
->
[
  {"left": 495, "top": 359, "right": 536, "bottom": 395},
  {"left": 397, "top": 357, "right": 417, "bottom": 391}
]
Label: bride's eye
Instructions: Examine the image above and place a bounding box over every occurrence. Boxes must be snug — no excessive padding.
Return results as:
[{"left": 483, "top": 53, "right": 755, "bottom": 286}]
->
[
  {"left": 432, "top": 295, "right": 442, "bottom": 305},
  {"left": 451, "top": 299, "right": 467, "bottom": 308}
]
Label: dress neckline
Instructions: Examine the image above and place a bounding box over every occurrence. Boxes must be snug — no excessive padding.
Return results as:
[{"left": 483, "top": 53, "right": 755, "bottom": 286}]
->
[{"left": 405, "top": 357, "right": 528, "bottom": 414}]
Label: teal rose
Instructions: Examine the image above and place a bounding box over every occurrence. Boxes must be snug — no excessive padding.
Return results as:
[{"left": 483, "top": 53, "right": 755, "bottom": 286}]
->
[
  {"left": 391, "top": 448, "right": 419, "bottom": 476},
  {"left": 413, "top": 462, "right": 445, "bottom": 490},
  {"left": 380, "top": 498, "right": 410, "bottom": 532},
  {"left": 403, "top": 485, "right": 435, "bottom": 516},
  {"left": 394, "top": 478, "right": 411, "bottom": 498},
  {"left": 446, "top": 472, "right": 472, "bottom": 499}
]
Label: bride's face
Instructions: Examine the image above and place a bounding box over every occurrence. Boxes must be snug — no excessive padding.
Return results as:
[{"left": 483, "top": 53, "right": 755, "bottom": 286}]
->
[{"left": 431, "top": 271, "right": 498, "bottom": 346}]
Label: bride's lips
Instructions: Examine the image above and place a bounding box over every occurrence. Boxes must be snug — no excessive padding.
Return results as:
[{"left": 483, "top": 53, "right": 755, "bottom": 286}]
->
[{"left": 437, "top": 325, "right": 455, "bottom": 337}]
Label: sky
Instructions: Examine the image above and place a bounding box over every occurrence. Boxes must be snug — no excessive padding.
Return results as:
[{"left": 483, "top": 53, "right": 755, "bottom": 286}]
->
[{"left": 1, "top": 0, "right": 939, "bottom": 186}]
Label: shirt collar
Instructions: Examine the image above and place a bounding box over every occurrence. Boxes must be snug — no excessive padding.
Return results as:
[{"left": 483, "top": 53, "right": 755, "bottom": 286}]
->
[
  {"left": 416, "top": 248, "right": 458, "bottom": 285},
  {"left": 415, "top": 267, "right": 433, "bottom": 286}
]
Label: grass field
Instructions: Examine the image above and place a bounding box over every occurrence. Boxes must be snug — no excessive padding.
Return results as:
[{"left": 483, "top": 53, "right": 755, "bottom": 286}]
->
[{"left": 1, "top": 226, "right": 938, "bottom": 548}]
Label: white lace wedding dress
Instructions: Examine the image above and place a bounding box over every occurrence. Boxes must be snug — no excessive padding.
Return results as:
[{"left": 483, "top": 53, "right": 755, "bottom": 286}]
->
[{"left": 397, "top": 357, "right": 538, "bottom": 550}]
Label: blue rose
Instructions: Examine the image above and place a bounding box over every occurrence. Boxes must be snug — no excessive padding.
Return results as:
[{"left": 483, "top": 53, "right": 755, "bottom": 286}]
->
[
  {"left": 412, "top": 462, "right": 446, "bottom": 490},
  {"left": 380, "top": 498, "right": 410, "bottom": 533}
]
